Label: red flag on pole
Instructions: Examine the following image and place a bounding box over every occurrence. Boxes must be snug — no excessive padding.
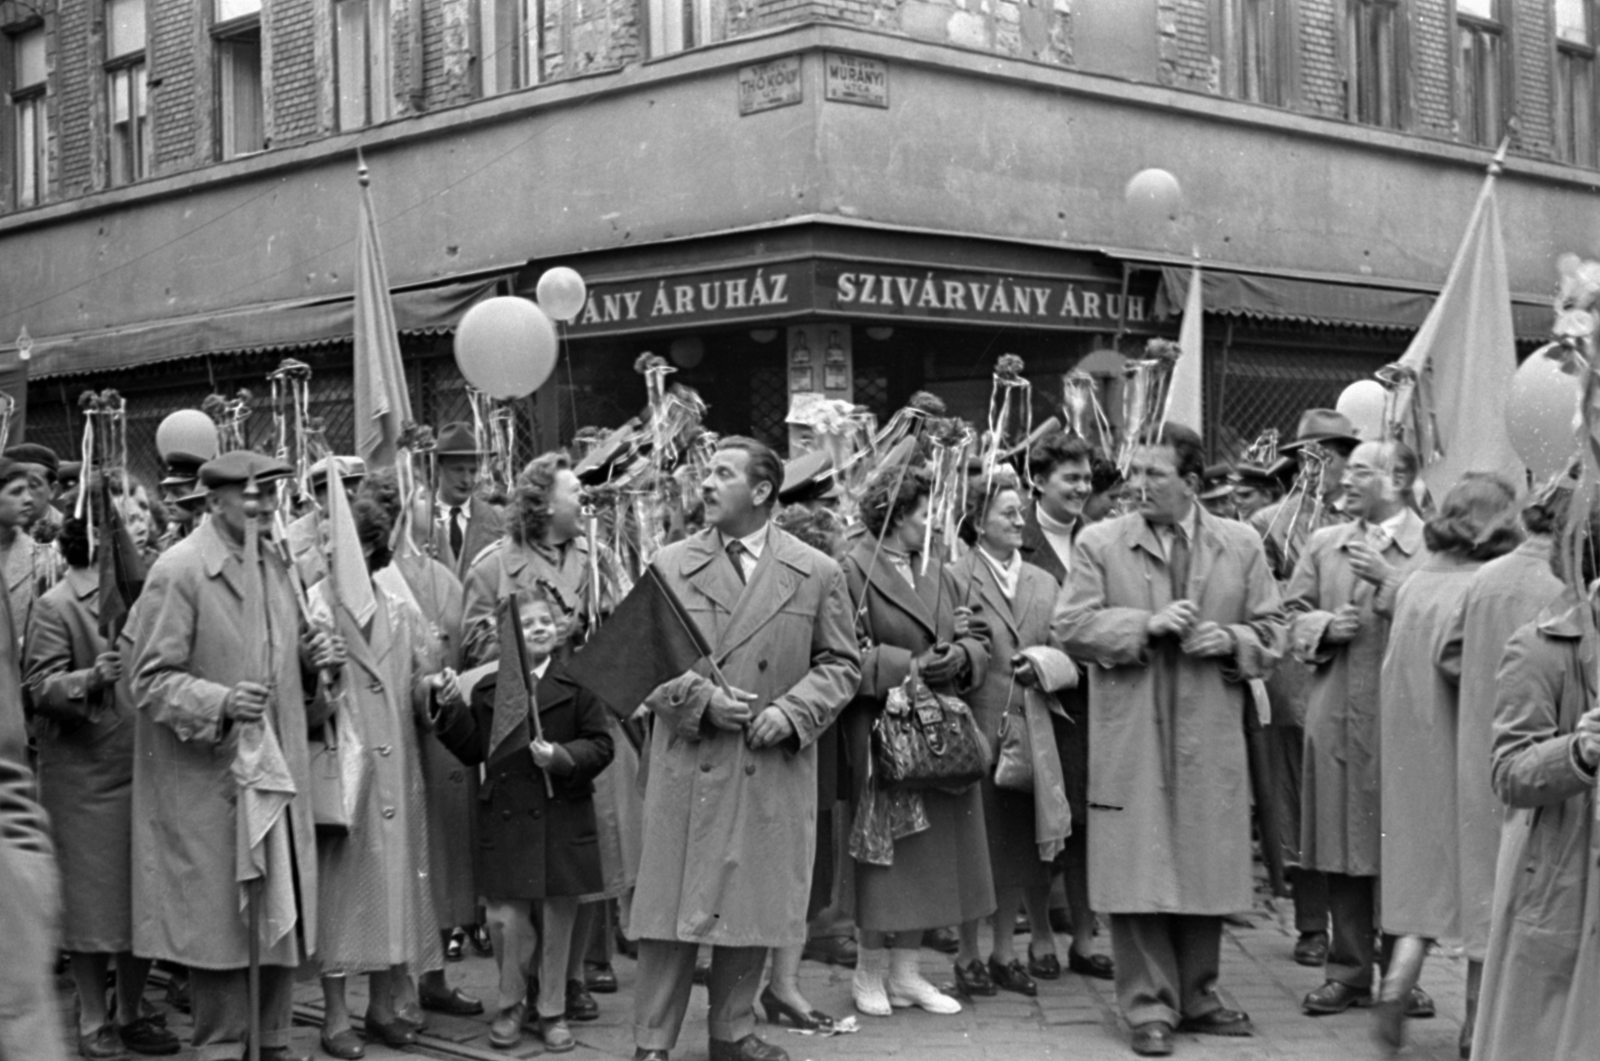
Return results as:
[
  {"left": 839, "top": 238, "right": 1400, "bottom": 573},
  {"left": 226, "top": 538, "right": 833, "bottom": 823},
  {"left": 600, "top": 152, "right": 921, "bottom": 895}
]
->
[{"left": 353, "top": 154, "right": 412, "bottom": 472}]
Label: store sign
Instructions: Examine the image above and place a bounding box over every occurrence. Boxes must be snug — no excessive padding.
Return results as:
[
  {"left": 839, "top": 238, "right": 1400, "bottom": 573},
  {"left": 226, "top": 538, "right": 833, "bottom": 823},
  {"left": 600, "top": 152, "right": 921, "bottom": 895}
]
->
[
  {"left": 824, "top": 52, "right": 888, "bottom": 108},
  {"left": 738, "top": 56, "right": 803, "bottom": 115},
  {"left": 564, "top": 258, "right": 1150, "bottom": 337},
  {"left": 817, "top": 261, "right": 1147, "bottom": 328}
]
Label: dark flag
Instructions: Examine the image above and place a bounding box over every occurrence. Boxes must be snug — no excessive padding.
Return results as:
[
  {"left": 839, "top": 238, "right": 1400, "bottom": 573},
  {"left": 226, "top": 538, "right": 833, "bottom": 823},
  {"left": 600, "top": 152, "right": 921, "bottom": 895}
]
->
[
  {"left": 567, "top": 565, "right": 713, "bottom": 719},
  {"left": 97, "top": 480, "right": 146, "bottom": 639},
  {"left": 487, "top": 592, "right": 534, "bottom": 766}
]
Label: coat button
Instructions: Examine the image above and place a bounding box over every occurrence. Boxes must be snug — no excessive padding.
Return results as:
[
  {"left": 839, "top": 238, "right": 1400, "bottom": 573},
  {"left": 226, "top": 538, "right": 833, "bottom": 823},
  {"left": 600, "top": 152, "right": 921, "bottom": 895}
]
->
[
  {"left": 369, "top": 681, "right": 383, "bottom": 694},
  {"left": 758, "top": 659, "right": 768, "bottom": 672},
  {"left": 700, "top": 762, "right": 712, "bottom": 773},
  {"left": 382, "top": 807, "right": 396, "bottom": 819},
  {"left": 744, "top": 763, "right": 756, "bottom": 776},
  {"left": 377, "top": 745, "right": 392, "bottom": 756}
]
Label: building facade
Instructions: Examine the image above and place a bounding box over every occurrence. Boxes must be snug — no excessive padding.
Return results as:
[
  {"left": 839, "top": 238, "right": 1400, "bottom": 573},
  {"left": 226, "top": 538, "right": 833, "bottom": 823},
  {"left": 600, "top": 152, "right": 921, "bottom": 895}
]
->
[{"left": 2, "top": 0, "right": 1596, "bottom": 474}]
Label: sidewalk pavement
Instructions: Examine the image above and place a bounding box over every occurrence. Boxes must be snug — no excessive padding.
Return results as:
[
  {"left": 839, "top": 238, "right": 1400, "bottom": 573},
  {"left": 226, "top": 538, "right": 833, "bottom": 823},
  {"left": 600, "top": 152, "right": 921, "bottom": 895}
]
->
[{"left": 66, "top": 892, "right": 1469, "bottom": 1060}]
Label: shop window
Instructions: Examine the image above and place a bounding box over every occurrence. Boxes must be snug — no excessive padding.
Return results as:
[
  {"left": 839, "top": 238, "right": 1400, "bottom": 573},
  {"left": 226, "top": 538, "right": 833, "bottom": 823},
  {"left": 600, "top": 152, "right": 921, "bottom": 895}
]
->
[
  {"left": 1557, "top": 0, "right": 1596, "bottom": 166},
  {"left": 1344, "top": 0, "right": 1405, "bottom": 129},
  {"left": 646, "top": 0, "right": 717, "bottom": 59},
  {"left": 105, "top": 0, "right": 149, "bottom": 186},
  {"left": 1455, "top": 0, "right": 1505, "bottom": 146},
  {"left": 477, "top": 0, "right": 542, "bottom": 95},
  {"left": 215, "top": 0, "right": 263, "bottom": 159},
  {"left": 8, "top": 23, "right": 47, "bottom": 208},
  {"left": 1214, "top": 0, "right": 1292, "bottom": 106},
  {"left": 335, "top": 0, "right": 393, "bottom": 131}
]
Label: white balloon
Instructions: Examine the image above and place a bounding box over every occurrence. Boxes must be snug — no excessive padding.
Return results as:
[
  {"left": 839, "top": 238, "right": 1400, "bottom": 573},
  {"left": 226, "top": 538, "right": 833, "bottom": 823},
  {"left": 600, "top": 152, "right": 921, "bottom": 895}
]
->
[
  {"left": 1335, "top": 379, "right": 1388, "bottom": 441},
  {"left": 1124, "top": 168, "right": 1183, "bottom": 225},
  {"left": 453, "top": 296, "right": 558, "bottom": 399},
  {"left": 536, "top": 267, "right": 588, "bottom": 323}
]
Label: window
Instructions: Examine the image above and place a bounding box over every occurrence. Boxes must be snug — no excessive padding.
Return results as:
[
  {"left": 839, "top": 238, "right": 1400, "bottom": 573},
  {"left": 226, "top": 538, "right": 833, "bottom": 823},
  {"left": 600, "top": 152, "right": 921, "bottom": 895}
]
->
[
  {"left": 1557, "top": 0, "right": 1595, "bottom": 165},
  {"left": 214, "top": 0, "right": 263, "bottom": 159},
  {"left": 8, "top": 24, "right": 47, "bottom": 207},
  {"left": 1345, "top": 0, "right": 1404, "bottom": 129},
  {"left": 478, "top": 0, "right": 542, "bottom": 95},
  {"left": 335, "top": 0, "right": 392, "bottom": 131},
  {"left": 646, "top": 0, "right": 716, "bottom": 58},
  {"left": 105, "top": 0, "right": 149, "bottom": 186},
  {"left": 1215, "top": 0, "right": 1291, "bottom": 105},
  {"left": 1456, "top": 0, "right": 1505, "bottom": 146}
]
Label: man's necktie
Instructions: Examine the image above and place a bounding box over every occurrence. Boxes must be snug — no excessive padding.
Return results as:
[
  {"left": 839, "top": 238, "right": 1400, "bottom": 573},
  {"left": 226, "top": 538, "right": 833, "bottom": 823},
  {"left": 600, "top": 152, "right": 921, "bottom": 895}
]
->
[
  {"left": 727, "top": 540, "right": 748, "bottom": 585},
  {"left": 1366, "top": 524, "right": 1391, "bottom": 554},
  {"left": 1169, "top": 528, "right": 1191, "bottom": 600},
  {"left": 449, "top": 506, "right": 465, "bottom": 558}
]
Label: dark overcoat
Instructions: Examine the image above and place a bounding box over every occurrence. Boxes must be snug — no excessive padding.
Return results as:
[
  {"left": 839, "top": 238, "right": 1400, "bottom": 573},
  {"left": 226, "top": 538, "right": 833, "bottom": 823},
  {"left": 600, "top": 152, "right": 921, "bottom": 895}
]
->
[{"left": 435, "top": 661, "right": 614, "bottom": 901}]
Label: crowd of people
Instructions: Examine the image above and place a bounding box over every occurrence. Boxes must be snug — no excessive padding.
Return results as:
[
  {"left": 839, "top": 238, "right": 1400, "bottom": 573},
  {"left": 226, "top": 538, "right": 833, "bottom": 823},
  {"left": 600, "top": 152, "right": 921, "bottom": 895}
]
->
[{"left": 0, "top": 390, "right": 1596, "bottom": 1061}]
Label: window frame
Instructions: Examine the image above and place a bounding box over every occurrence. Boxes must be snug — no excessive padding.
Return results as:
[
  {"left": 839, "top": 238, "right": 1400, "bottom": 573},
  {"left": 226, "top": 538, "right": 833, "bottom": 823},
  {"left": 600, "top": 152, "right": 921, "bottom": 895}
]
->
[
  {"left": 1555, "top": 0, "right": 1597, "bottom": 166},
  {"left": 7, "top": 20, "right": 49, "bottom": 209},
  {"left": 103, "top": 0, "right": 150, "bottom": 188},
  {"left": 476, "top": 0, "right": 544, "bottom": 96},
  {"left": 644, "top": 0, "right": 717, "bottom": 60},
  {"left": 334, "top": 0, "right": 393, "bottom": 132},
  {"left": 1453, "top": 0, "right": 1508, "bottom": 147},
  {"left": 1212, "top": 0, "right": 1298, "bottom": 108},
  {"left": 213, "top": 2, "right": 264, "bottom": 160},
  {"left": 1342, "top": 0, "right": 1410, "bottom": 130}
]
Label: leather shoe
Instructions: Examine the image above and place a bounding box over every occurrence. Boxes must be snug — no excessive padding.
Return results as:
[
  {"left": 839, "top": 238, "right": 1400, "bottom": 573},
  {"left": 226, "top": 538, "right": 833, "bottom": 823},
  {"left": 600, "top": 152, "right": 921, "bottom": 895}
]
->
[
  {"left": 1067, "top": 950, "right": 1115, "bottom": 979},
  {"left": 1130, "top": 1021, "right": 1174, "bottom": 1057},
  {"left": 419, "top": 985, "right": 484, "bottom": 1016},
  {"left": 1294, "top": 931, "right": 1330, "bottom": 967},
  {"left": 633, "top": 1051, "right": 669, "bottom": 1061},
  {"left": 566, "top": 979, "right": 600, "bottom": 1022},
  {"left": 444, "top": 929, "right": 465, "bottom": 962},
  {"left": 78, "top": 1026, "right": 123, "bottom": 1060},
  {"left": 801, "top": 935, "right": 859, "bottom": 967},
  {"left": 923, "top": 927, "right": 960, "bottom": 954},
  {"left": 261, "top": 1050, "right": 312, "bottom": 1061},
  {"left": 363, "top": 1016, "right": 417, "bottom": 1048},
  {"left": 319, "top": 1028, "right": 365, "bottom": 1059},
  {"left": 585, "top": 962, "right": 619, "bottom": 993},
  {"left": 1406, "top": 986, "right": 1436, "bottom": 1019},
  {"left": 1373, "top": 997, "right": 1406, "bottom": 1052},
  {"left": 1027, "top": 950, "right": 1062, "bottom": 980},
  {"left": 708, "top": 1034, "right": 789, "bottom": 1061},
  {"left": 987, "top": 957, "right": 1037, "bottom": 997},
  {"left": 1304, "top": 980, "right": 1373, "bottom": 1015},
  {"left": 118, "top": 1016, "right": 180, "bottom": 1055},
  {"left": 952, "top": 958, "right": 996, "bottom": 997},
  {"left": 1178, "top": 1007, "right": 1254, "bottom": 1036},
  {"left": 488, "top": 1003, "right": 524, "bottom": 1050},
  {"left": 470, "top": 923, "right": 494, "bottom": 956},
  {"left": 539, "top": 1016, "right": 576, "bottom": 1053}
]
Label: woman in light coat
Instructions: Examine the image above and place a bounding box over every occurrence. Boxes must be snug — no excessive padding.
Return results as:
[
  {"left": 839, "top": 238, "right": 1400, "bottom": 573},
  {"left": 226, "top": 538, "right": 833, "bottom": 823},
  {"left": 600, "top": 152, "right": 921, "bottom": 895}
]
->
[
  {"left": 1377, "top": 473, "right": 1520, "bottom": 1050},
  {"left": 946, "top": 470, "right": 1076, "bottom": 998},
  {"left": 841, "top": 466, "right": 994, "bottom": 1017}
]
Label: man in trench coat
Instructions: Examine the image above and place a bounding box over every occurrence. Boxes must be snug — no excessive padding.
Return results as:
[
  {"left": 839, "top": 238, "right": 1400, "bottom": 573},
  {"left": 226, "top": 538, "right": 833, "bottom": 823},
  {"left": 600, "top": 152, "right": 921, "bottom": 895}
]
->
[
  {"left": 129, "top": 452, "right": 343, "bottom": 1061},
  {"left": 1055, "top": 424, "right": 1285, "bottom": 1058},
  {"left": 630, "top": 437, "right": 860, "bottom": 1061},
  {"left": 1283, "top": 440, "right": 1426, "bottom": 1017}
]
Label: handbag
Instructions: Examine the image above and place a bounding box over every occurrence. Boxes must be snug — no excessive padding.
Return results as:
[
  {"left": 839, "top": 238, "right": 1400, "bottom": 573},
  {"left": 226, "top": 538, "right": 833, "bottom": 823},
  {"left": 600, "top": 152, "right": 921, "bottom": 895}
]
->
[
  {"left": 308, "top": 687, "right": 367, "bottom": 837},
  {"left": 992, "top": 702, "right": 1034, "bottom": 792},
  {"left": 871, "top": 663, "right": 990, "bottom": 791}
]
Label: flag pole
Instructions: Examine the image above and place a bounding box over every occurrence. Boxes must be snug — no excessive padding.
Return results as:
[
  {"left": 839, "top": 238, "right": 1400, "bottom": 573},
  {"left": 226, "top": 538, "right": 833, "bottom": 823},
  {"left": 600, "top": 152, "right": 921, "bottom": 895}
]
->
[{"left": 506, "top": 591, "right": 557, "bottom": 799}]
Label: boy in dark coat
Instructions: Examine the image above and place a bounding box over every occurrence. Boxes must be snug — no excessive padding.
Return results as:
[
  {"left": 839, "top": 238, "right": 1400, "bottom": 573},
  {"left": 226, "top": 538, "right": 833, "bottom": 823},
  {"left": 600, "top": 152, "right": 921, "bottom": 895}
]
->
[{"left": 433, "top": 590, "right": 614, "bottom": 1052}]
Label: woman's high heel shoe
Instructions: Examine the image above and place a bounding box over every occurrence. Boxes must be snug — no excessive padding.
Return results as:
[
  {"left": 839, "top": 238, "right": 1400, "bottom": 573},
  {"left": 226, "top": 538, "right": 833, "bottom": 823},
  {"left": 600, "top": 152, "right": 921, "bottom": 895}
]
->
[{"left": 760, "top": 987, "right": 836, "bottom": 1031}]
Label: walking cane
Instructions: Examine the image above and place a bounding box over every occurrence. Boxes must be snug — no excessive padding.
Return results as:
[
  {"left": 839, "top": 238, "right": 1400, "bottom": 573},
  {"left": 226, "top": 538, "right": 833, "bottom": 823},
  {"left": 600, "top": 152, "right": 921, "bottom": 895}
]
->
[{"left": 247, "top": 877, "right": 261, "bottom": 1061}]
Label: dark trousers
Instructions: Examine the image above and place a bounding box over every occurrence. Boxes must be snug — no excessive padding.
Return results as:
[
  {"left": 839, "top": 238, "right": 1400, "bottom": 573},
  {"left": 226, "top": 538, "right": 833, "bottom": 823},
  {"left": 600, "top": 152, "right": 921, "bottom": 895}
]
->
[
  {"left": 1294, "top": 868, "right": 1330, "bottom": 936},
  {"left": 633, "top": 940, "right": 765, "bottom": 1051},
  {"left": 1324, "top": 873, "right": 1396, "bottom": 989},
  {"left": 189, "top": 966, "right": 295, "bottom": 1061},
  {"left": 1109, "top": 914, "right": 1223, "bottom": 1028}
]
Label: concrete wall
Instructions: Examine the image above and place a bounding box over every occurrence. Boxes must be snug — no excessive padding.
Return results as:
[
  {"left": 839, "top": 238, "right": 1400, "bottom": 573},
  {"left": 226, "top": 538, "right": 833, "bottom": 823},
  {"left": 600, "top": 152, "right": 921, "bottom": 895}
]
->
[{"left": 5, "top": 22, "right": 1599, "bottom": 347}]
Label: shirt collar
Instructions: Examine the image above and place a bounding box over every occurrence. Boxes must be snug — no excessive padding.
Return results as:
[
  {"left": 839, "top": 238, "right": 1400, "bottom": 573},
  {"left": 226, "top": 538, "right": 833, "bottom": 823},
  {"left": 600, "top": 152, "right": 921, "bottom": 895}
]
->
[
  {"left": 720, "top": 522, "right": 770, "bottom": 560},
  {"left": 438, "top": 494, "right": 467, "bottom": 514},
  {"left": 1035, "top": 505, "right": 1078, "bottom": 539},
  {"left": 530, "top": 657, "right": 550, "bottom": 680}
]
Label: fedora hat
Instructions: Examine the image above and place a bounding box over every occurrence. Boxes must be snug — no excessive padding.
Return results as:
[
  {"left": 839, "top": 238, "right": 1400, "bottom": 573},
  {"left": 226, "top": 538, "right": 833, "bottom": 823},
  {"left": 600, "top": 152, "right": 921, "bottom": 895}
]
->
[
  {"left": 1232, "top": 456, "right": 1296, "bottom": 490},
  {"left": 1280, "top": 409, "right": 1361, "bottom": 452},
  {"left": 433, "top": 422, "right": 485, "bottom": 458}
]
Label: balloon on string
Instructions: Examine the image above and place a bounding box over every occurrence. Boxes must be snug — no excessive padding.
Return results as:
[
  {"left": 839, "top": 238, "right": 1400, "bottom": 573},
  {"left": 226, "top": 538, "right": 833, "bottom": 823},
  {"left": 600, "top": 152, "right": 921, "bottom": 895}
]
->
[
  {"left": 453, "top": 296, "right": 558, "bottom": 399},
  {"left": 1124, "top": 168, "right": 1184, "bottom": 225},
  {"left": 1335, "top": 379, "right": 1388, "bottom": 441},
  {"left": 535, "top": 267, "right": 588, "bottom": 323},
  {"left": 155, "top": 409, "right": 220, "bottom": 461},
  {"left": 1504, "top": 348, "right": 1581, "bottom": 482}
]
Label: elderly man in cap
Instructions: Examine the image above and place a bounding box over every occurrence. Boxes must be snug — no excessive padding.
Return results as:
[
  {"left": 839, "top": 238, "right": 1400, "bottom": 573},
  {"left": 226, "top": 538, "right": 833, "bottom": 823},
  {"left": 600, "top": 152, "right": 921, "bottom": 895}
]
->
[
  {"left": 284, "top": 456, "right": 366, "bottom": 586},
  {"left": 432, "top": 423, "right": 505, "bottom": 579},
  {"left": 129, "top": 450, "right": 346, "bottom": 1061}
]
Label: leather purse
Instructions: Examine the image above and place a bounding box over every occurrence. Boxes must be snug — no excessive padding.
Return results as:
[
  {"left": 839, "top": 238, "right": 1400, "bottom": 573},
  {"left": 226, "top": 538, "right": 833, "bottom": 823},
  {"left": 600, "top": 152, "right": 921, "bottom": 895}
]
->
[
  {"left": 871, "top": 663, "right": 990, "bottom": 791},
  {"left": 992, "top": 703, "right": 1034, "bottom": 792},
  {"left": 308, "top": 687, "right": 367, "bottom": 837}
]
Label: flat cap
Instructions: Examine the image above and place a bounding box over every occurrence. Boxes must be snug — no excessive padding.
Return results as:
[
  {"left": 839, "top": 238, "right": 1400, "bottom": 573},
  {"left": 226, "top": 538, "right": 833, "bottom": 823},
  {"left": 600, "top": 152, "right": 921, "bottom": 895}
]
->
[
  {"left": 4, "top": 443, "right": 58, "bottom": 476},
  {"left": 308, "top": 455, "right": 367, "bottom": 488},
  {"left": 56, "top": 461, "right": 82, "bottom": 487},
  {"left": 779, "top": 449, "right": 840, "bottom": 506},
  {"left": 199, "top": 450, "right": 293, "bottom": 490}
]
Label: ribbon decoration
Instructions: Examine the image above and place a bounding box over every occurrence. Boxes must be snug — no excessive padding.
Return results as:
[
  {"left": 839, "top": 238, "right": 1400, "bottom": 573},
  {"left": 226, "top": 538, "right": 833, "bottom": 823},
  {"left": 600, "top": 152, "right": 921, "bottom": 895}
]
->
[
  {"left": 203, "top": 389, "right": 253, "bottom": 453},
  {"left": 1262, "top": 441, "right": 1330, "bottom": 577},
  {"left": 1239, "top": 429, "right": 1281, "bottom": 470},
  {"left": 1118, "top": 339, "right": 1183, "bottom": 475},
  {"left": 983, "top": 354, "right": 1034, "bottom": 494},
  {"left": 0, "top": 392, "right": 14, "bottom": 453},
  {"left": 1062, "top": 369, "right": 1112, "bottom": 451}
]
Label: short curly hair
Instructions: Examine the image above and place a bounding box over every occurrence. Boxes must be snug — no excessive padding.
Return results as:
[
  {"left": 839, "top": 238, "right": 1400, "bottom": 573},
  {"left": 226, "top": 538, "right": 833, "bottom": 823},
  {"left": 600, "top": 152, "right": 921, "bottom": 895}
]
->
[
  {"left": 352, "top": 497, "right": 394, "bottom": 572},
  {"left": 1423, "top": 473, "right": 1520, "bottom": 561},
  {"left": 358, "top": 467, "right": 404, "bottom": 525},
  {"left": 958, "top": 465, "right": 1023, "bottom": 546},
  {"left": 859, "top": 466, "right": 932, "bottom": 539},
  {"left": 508, "top": 452, "right": 572, "bottom": 547},
  {"left": 1028, "top": 432, "right": 1095, "bottom": 486},
  {"left": 774, "top": 505, "right": 842, "bottom": 557}
]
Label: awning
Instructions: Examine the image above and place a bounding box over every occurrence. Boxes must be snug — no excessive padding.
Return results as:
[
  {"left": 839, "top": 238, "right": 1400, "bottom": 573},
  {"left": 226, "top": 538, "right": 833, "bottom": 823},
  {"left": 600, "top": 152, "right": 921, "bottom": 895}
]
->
[
  {"left": 1149, "top": 265, "right": 1553, "bottom": 341},
  {"left": 13, "top": 277, "right": 505, "bottom": 380}
]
